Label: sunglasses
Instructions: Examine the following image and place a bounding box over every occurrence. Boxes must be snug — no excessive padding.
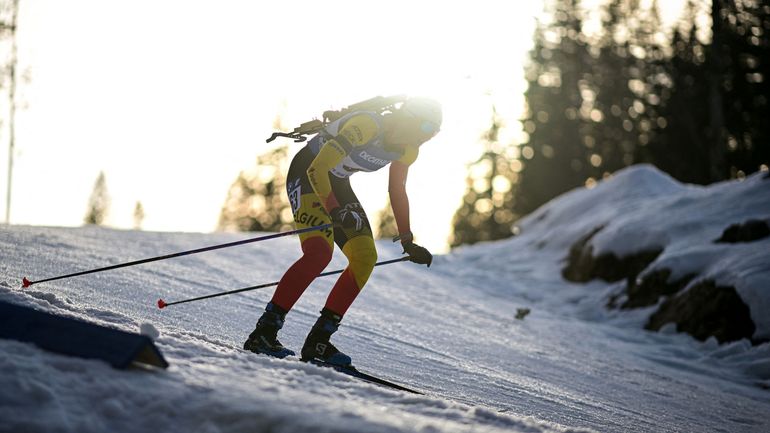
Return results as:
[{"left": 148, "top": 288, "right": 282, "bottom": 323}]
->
[
  {"left": 402, "top": 104, "right": 439, "bottom": 136},
  {"left": 420, "top": 120, "right": 440, "bottom": 135}
]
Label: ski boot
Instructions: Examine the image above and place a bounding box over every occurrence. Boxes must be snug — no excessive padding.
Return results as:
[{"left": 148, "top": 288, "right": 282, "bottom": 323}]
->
[
  {"left": 300, "top": 308, "right": 352, "bottom": 367},
  {"left": 243, "top": 302, "right": 295, "bottom": 358}
]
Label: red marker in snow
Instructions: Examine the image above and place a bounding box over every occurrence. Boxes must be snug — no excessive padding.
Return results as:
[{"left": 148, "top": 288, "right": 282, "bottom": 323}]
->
[
  {"left": 157, "top": 299, "right": 167, "bottom": 309},
  {"left": 22, "top": 277, "right": 32, "bottom": 288}
]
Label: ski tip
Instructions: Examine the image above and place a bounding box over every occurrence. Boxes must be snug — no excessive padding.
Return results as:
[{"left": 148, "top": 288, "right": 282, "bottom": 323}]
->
[
  {"left": 157, "top": 299, "right": 167, "bottom": 309},
  {"left": 22, "top": 277, "right": 32, "bottom": 288}
]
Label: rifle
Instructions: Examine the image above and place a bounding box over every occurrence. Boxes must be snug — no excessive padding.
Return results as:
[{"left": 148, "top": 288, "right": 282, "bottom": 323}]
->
[{"left": 266, "top": 95, "right": 406, "bottom": 143}]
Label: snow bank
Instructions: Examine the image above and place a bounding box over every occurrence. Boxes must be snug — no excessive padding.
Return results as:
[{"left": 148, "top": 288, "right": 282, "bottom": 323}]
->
[
  {"left": 487, "top": 165, "right": 770, "bottom": 339},
  {"left": 451, "top": 164, "right": 770, "bottom": 376},
  {"left": 520, "top": 164, "right": 688, "bottom": 254}
]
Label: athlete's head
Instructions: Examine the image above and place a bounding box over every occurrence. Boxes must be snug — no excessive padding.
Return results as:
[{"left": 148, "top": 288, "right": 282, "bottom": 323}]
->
[{"left": 400, "top": 97, "right": 442, "bottom": 137}]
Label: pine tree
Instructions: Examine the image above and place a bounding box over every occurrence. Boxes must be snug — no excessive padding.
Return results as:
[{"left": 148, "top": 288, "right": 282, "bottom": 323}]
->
[
  {"left": 133, "top": 201, "right": 145, "bottom": 230},
  {"left": 84, "top": 171, "right": 110, "bottom": 226},
  {"left": 643, "top": 3, "right": 713, "bottom": 183},
  {"left": 449, "top": 0, "right": 768, "bottom": 248},
  {"left": 0, "top": 0, "right": 20, "bottom": 224},
  {"left": 452, "top": 0, "right": 668, "bottom": 247},
  {"left": 513, "top": 0, "right": 594, "bottom": 217},
  {"left": 716, "top": 0, "right": 770, "bottom": 178},
  {"left": 591, "top": 0, "right": 666, "bottom": 174},
  {"left": 645, "top": 0, "right": 770, "bottom": 182},
  {"left": 450, "top": 107, "right": 519, "bottom": 246},
  {"left": 218, "top": 145, "right": 294, "bottom": 232},
  {"left": 375, "top": 198, "right": 399, "bottom": 240}
]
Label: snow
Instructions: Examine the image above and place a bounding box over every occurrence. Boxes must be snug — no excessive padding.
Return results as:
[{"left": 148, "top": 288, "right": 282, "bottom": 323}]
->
[
  {"left": 1, "top": 164, "right": 769, "bottom": 433},
  {"left": 488, "top": 165, "right": 770, "bottom": 340},
  {"left": 139, "top": 322, "right": 160, "bottom": 340}
]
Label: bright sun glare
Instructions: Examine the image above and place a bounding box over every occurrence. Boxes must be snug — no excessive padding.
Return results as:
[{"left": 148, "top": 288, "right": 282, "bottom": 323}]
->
[{"left": 4, "top": 0, "right": 542, "bottom": 253}]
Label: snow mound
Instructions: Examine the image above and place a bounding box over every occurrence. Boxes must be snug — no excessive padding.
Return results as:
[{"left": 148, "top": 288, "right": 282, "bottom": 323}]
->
[
  {"left": 139, "top": 323, "right": 160, "bottom": 340},
  {"left": 517, "top": 164, "right": 690, "bottom": 251},
  {"left": 463, "top": 164, "right": 770, "bottom": 343}
]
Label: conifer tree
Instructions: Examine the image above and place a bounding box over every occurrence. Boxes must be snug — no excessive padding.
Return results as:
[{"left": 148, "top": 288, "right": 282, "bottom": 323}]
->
[
  {"left": 642, "top": 5, "right": 712, "bottom": 183},
  {"left": 375, "top": 198, "right": 399, "bottom": 240},
  {"left": 0, "top": 0, "right": 20, "bottom": 224},
  {"left": 450, "top": 107, "right": 519, "bottom": 246},
  {"left": 452, "top": 0, "right": 671, "bottom": 246},
  {"left": 643, "top": 0, "right": 769, "bottom": 182},
  {"left": 513, "top": 0, "right": 594, "bottom": 217},
  {"left": 715, "top": 0, "right": 770, "bottom": 178},
  {"left": 84, "top": 171, "right": 110, "bottom": 226},
  {"left": 449, "top": 0, "right": 769, "bottom": 248},
  {"left": 218, "top": 145, "right": 294, "bottom": 232},
  {"left": 133, "top": 201, "right": 145, "bottom": 230}
]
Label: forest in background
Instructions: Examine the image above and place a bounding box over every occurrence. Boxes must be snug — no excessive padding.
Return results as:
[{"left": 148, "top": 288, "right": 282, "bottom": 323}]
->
[
  {"left": 451, "top": 0, "right": 769, "bottom": 246},
  {"left": 213, "top": 1, "right": 768, "bottom": 247}
]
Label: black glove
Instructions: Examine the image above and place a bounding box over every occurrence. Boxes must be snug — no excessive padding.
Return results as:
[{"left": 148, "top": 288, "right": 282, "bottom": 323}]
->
[
  {"left": 329, "top": 207, "right": 366, "bottom": 232},
  {"left": 402, "top": 241, "right": 433, "bottom": 267}
]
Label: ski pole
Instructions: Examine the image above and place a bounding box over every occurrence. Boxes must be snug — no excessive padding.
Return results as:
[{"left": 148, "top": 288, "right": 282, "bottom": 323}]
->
[
  {"left": 157, "top": 256, "right": 410, "bottom": 309},
  {"left": 21, "top": 224, "right": 332, "bottom": 288}
]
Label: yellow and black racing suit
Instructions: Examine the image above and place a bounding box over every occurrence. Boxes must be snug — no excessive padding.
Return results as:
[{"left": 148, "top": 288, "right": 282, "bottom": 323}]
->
[{"left": 271, "top": 111, "right": 418, "bottom": 316}]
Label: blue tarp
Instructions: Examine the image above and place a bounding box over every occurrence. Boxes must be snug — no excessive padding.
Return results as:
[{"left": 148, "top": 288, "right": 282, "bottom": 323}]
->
[{"left": 0, "top": 300, "right": 168, "bottom": 369}]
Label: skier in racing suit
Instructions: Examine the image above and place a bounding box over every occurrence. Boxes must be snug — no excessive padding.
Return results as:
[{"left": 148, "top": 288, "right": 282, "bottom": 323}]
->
[{"left": 244, "top": 97, "right": 442, "bottom": 366}]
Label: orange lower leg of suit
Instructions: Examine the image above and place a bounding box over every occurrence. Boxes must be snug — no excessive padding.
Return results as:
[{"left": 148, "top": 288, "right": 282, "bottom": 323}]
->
[
  {"left": 270, "top": 195, "right": 377, "bottom": 316},
  {"left": 270, "top": 236, "right": 332, "bottom": 311}
]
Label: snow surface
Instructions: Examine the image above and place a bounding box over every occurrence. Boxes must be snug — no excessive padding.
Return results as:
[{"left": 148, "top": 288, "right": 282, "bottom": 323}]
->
[{"left": 1, "top": 165, "right": 769, "bottom": 433}]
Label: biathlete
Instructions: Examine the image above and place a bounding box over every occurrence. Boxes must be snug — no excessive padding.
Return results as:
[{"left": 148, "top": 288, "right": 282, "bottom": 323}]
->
[{"left": 244, "top": 96, "right": 442, "bottom": 366}]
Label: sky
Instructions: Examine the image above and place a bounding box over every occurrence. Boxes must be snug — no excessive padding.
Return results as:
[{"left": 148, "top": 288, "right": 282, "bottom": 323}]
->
[
  {"left": 0, "top": 0, "right": 546, "bottom": 253},
  {"left": 1, "top": 0, "right": 689, "bottom": 253}
]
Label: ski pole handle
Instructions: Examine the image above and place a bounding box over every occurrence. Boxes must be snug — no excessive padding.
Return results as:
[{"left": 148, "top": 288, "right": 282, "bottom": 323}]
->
[{"left": 22, "top": 224, "right": 332, "bottom": 288}]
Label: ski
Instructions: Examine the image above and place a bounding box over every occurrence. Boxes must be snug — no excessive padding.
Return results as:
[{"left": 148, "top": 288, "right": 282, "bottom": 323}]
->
[
  {"left": 308, "top": 360, "right": 423, "bottom": 395},
  {"left": 243, "top": 348, "right": 423, "bottom": 394}
]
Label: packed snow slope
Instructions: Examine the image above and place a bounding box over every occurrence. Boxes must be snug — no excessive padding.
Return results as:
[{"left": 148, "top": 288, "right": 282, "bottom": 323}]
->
[{"left": 1, "top": 165, "right": 769, "bottom": 433}]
